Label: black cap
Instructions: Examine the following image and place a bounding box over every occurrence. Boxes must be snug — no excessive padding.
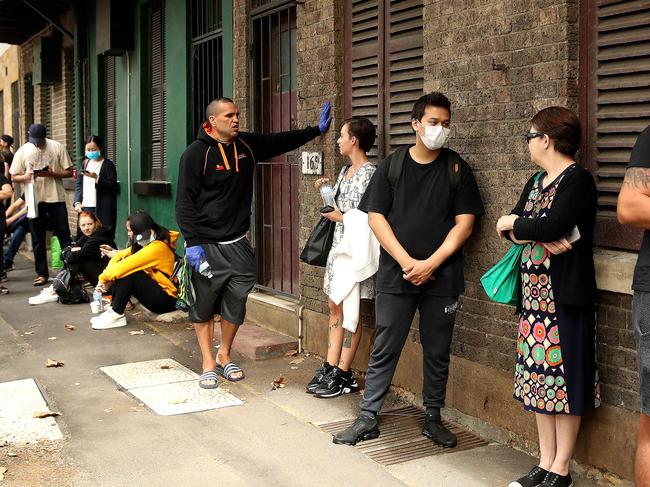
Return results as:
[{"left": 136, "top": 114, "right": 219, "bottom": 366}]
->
[
  {"left": 28, "top": 124, "right": 46, "bottom": 145},
  {"left": 630, "top": 125, "right": 650, "bottom": 168}
]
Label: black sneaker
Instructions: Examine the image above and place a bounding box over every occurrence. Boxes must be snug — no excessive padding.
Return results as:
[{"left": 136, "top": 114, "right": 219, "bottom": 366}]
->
[
  {"left": 306, "top": 362, "right": 333, "bottom": 394},
  {"left": 3, "top": 263, "right": 12, "bottom": 272},
  {"left": 422, "top": 415, "right": 457, "bottom": 447},
  {"left": 540, "top": 472, "right": 573, "bottom": 487},
  {"left": 313, "top": 368, "right": 359, "bottom": 398},
  {"left": 0, "top": 271, "right": 6, "bottom": 282},
  {"left": 332, "top": 415, "right": 380, "bottom": 445},
  {"left": 508, "top": 466, "right": 549, "bottom": 487}
]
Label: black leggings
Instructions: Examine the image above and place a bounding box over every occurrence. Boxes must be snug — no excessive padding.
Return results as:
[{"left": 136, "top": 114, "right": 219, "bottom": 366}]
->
[{"left": 111, "top": 270, "right": 177, "bottom": 315}]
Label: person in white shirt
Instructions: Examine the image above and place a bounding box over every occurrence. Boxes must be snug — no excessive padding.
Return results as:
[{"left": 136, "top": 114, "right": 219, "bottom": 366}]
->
[
  {"left": 73, "top": 135, "right": 118, "bottom": 240},
  {"left": 9, "top": 124, "right": 73, "bottom": 286}
]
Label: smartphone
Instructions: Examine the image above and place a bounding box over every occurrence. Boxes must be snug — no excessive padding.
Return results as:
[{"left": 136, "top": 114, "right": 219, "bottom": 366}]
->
[
  {"left": 564, "top": 226, "right": 581, "bottom": 244},
  {"left": 320, "top": 205, "right": 335, "bottom": 214},
  {"left": 33, "top": 166, "right": 49, "bottom": 173}
]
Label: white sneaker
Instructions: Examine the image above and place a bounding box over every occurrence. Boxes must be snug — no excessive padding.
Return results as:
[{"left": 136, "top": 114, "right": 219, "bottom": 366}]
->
[
  {"left": 90, "top": 308, "right": 127, "bottom": 330},
  {"left": 28, "top": 286, "right": 58, "bottom": 305}
]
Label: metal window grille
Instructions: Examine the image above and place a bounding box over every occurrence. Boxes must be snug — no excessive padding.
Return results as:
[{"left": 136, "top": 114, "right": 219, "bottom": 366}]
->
[
  {"left": 345, "top": 0, "right": 423, "bottom": 162},
  {"left": 251, "top": 3, "right": 299, "bottom": 296},
  {"left": 581, "top": 0, "right": 650, "bottom": 249},
  {"left": 191, "top": 0, "right": 224, "bottom": 137},
  {"left": 21, "top": 76, "right": 33, "bottom": 147},
  {"left": 149, "top": 0, "right": 167, "bottom": 180},
  {"left": 40, "top": 85, "right": 52, "bottom": 136},
  {"left": 104, "top": 54, "right": 117, "bottom": 163}
]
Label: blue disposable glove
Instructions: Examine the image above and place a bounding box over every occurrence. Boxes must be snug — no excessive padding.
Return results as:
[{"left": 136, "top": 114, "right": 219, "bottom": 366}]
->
[
  {"left": 185, "top": 245, "right": 206, "bottom": 272},
  {"left": 318, "top": 101, "right": 332, "bottom": 134}
]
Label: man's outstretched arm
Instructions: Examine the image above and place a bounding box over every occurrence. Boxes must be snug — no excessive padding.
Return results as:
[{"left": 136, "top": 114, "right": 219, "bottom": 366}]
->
[{"left": 618, "top": 167, "right": 650, "bottom": 229}]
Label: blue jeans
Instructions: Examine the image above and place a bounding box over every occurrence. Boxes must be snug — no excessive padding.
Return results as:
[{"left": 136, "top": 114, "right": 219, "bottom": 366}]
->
[
  {"left": 4, "top": 216, "right": 29, "bottom": 266},
  {"left": 29, "top": 202, "right": 72, "bottom": 278}
]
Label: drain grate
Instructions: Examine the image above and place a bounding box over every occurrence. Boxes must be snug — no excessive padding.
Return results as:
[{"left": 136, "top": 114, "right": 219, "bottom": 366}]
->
[{"left": 317, "top": 405, "right": 488, "bottom": 466}]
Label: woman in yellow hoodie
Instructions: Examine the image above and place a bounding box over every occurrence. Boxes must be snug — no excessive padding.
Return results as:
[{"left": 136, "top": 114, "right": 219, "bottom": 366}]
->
[{"left": 91, "top": 211, "right": 178, "bottom": 330}]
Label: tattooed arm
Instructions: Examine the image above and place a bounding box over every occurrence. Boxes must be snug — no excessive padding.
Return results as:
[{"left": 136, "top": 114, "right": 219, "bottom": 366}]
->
[{"left": 618, "top": 167, "right": 650, "bottom": 229}]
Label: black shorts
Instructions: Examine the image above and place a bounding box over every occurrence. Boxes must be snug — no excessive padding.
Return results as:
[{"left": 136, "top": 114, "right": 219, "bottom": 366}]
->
[{"left": 189, "top": 238, "right": 256, "bottom": 325}]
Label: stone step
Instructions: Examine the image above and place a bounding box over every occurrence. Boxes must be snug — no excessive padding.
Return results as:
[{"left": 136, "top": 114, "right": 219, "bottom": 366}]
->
[{"left": 215, "top": 321, "right": 297, "bottom": 361}]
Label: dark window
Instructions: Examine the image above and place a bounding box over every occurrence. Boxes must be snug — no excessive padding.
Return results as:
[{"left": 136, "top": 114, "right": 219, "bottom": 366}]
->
[
  {"left": 0, "top": 90, "right": 4, "bottom": 135},
  {"left": 191, "top": 0, "right": 223, "bottom": 137},
  {"left": 40, "top": 85, "right": 52, "bottom": 135},
  {"left": 149, "top": 0, "right": 166, "bottom": 180},
  {"left": 345, "top": 0, "right": 423, "bottom": 162},
  {"left": 103, "top": 54, "right": 117, "bottom": 163},
  {"left": 12, "top": 81, "right": 21, "bottom": 147},
  {"left": 580, "top": 1, "right": 650, "bottom": 250}
]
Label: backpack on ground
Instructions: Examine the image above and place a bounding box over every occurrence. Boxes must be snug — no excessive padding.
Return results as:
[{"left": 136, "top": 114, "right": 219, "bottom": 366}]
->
[{"left": 52, "top": 268, "right": 90, "bottom": 305}]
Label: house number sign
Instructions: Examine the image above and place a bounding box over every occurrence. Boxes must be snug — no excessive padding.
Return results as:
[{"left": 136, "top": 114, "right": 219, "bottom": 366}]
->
[{"left": 301, "top": 151, "right": 323, "bottom": 175}]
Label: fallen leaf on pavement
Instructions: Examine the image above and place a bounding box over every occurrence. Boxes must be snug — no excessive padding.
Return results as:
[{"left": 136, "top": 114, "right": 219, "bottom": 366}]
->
[
  {"left": 0, "top": 466, "right": 6, "bottom": 480},
  {"left": 103, "top": 408, "right": 112, "bottom": 413},
  {"left": 32, "top": 411, "right": 60, "bottom": 419},
  {"left": 271, "top": 375, "right": 287, "bottom": 390},
  {"left": 160, "top": 364, "right": 172, "bottom": 369},
  {"left": 5, "top": 452, "right": 16, "bottom": 457},
  {"left": 290, "top": 366, "right": 298, "bottom": 370},
  {"left": 23, "top": 331, "right": 33, "bottom": 335},
  {"left": 48, "top": 337, "right": 57, "bottom": 341},
  {"left": 128, "top": 330, "right": 145, "bottom": 335},
  {"left": 46, "top": 359, "right": 64, "bottom": 368},
  {"left": 289, "top": 357, "right": 304, "bottom": 365},
  {"left": 64, "top": 324, "right": 76, "bottom": 331},
  {"left": 284, "top": 349, "right": 298, "bottom": 357}
]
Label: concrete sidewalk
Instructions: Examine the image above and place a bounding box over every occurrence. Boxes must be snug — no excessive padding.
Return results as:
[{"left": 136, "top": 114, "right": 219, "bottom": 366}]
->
[{"left": 0, "top": 257, "right": 617, "bottom": 486}]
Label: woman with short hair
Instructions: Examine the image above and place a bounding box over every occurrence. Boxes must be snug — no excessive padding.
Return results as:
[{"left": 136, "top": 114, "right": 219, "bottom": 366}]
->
[{"left": 497, "top": 107, "right": 600, "bottom": 487}]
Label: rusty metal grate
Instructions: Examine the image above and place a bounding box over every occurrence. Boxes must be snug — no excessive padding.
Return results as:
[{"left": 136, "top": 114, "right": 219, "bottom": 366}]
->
[{"left": 317, "top": 405, "right": 488, "bottom": 466}]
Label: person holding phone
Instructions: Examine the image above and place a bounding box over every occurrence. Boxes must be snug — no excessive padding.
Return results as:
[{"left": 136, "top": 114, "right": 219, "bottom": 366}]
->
[
  {"left": 73, "top": 135, "right": 118, "bottom": 239},
  {"left": 496, "top": 107, "right": 599, "bottom": 487},
  {"left": 307, "top": 117, "right": 377, "bottom": 398}
]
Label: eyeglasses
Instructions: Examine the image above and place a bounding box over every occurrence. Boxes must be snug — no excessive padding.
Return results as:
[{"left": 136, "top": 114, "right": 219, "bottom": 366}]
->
[{"left": 525, "top": 131, "right": 546, "bottom": 143}]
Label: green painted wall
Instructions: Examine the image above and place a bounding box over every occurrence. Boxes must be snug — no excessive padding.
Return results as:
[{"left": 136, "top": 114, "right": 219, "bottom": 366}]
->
[{"left": 85, "top": 0, "right": 233, "bottom": 247}]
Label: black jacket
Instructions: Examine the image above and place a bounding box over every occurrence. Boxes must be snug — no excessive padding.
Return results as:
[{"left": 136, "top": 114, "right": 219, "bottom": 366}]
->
[
  {"left": 176, "top": 125, "right": 321, "bottom": 246},
  {"left": 74, "top": 158, "right": 118, "bottom": 238},
  {"left": 63, "top": 227, "right": 116, "bottom": 270},
  {"left": 510, "top": 165, "right": 597, "bottom": 309}
]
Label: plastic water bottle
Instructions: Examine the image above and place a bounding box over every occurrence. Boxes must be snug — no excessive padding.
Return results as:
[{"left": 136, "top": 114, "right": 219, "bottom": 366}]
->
[
  {"left": 198, "top": 258, "right": 213, "bottom": 279},
  {"left": 319, "top": 184, "right": 335, "bottom": 207},
  {"left": 91, "top": 289, "right": 103, "bottom": 314}
]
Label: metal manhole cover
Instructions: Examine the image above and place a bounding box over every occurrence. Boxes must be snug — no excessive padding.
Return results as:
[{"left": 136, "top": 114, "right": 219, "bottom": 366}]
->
[{"left": 317, "top": 405, "right": 488, "bottom": 466}]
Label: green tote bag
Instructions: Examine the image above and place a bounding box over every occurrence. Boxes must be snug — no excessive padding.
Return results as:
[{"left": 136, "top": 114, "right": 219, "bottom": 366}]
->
[{"left": 480, "top": 244, "right": 524, "bottom": 306}]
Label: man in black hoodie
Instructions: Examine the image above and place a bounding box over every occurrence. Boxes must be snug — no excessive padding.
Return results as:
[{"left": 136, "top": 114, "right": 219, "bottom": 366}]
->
[{"left": 177, "top": 97, "right": 331, "bottom": 388}]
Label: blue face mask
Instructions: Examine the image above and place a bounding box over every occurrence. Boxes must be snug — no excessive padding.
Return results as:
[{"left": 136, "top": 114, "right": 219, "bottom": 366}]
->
[{"left": 86, "top": 150, "right": 101, "bottom": 160}]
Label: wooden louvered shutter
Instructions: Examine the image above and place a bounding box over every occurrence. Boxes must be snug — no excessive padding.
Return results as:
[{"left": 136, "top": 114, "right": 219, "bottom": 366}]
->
[
  {"left": 104, "top": 55, "right": 117, "bottom": 164},
  {"left": 345, "top": 1, "right": 422, "bottom": 162},
  {"left": 150, "top": 0, "right": 166, "bottom": 180},
  {"left": 385, "top": 0, "right": 423, "bottom": 153},
  {"left": 582, "top": 0, "right": 649, "bottom": 249},
  {"left": 346, "top": 0, "right": 382, "bottom": 162}
]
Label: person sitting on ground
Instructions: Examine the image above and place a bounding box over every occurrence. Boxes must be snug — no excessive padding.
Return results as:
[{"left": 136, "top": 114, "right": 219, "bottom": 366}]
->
[
  {"left": 90, "top": 211, "right": 178, "bottom": 330},
  {"left": 28, "top": 212, "right": 117, "bottom": 305},
  {"left": 3, "top": 194, "right": 29, "bottom": 273}
]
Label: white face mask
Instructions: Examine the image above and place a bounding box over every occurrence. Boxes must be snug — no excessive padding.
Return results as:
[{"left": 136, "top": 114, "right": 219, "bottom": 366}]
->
[{"left": 419, "top": 124, "right": 450, "bottom": 151}]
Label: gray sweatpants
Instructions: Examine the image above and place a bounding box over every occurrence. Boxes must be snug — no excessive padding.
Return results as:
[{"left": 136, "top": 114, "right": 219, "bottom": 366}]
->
[{"left": 360, "top": 292, "right": 459, "bottom": 415}]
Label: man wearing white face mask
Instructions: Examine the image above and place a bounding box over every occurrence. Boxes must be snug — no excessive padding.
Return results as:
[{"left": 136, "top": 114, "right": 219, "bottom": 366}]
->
[{"left": 334, "top": 92, "right": 485, "bottom": 447}]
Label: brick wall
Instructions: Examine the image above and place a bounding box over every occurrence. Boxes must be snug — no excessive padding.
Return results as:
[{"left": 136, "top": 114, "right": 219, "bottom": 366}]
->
[
  {"left": 232, "top": 0, "right": 250, "bottom": 131},
  {"left": 296, "top": 0, "right": 346, "bottom": 315}
]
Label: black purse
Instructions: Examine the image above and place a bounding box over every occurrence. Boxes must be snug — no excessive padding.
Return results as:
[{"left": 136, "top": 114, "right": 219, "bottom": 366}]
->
[
  {"left": 300, "top": 216, "right": 336, "bottom": 267},
  {"left": 300, "top": 172, "right": 344, "bottom": 267}
]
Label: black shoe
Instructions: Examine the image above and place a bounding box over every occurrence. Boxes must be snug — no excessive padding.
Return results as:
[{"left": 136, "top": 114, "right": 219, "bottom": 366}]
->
[
  {"left": 3, "top": 263, "right": 12, "bottom": 272},
  {"left": 508, "top": 466, "right": 549, "bottom": 487},
  {"left": 0, "top": 271, "right": 6, "bottom": 282},
  {"left": 540, "top": 472, "right": 573, "bottom": 487},
  {"left": 422, "top": 415, "right": 457, "bottom": 447},
  {"left": 306, "top": 362, "right": 333, "bottom": 394},
  {"left": 313, "top": 368, "right": 359, "bottom": 398},
  {"left": 332, "top": 415, "right": 380, "bottom": 445}
]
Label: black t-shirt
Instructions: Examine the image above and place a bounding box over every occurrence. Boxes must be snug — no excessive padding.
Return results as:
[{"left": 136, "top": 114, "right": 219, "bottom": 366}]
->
[
  {"left": 0, "top": 175, "right": 10, "bottom": 222},
  {"left": 628, "top": 126, "right": 650, "bottom": 292},
  {"left": 358, "top": 147, "right": 485, "bottom": 296}
]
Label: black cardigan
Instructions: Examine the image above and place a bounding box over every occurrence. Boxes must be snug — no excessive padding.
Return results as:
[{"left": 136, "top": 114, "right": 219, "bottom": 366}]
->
[
  {"left": 510, "top": 165, "right": 597, "bottom": 309},
  {"left": 74, "top": 158, "right": 118, "bottom": 238},
  {"left": 63, "top": 227, "right": 116, "bottom": 269}
]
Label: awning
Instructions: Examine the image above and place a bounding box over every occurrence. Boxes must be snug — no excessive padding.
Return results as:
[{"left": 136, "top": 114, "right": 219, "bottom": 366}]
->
[{"left": 0, "top": 0, "right": 73, "bottom": 45}]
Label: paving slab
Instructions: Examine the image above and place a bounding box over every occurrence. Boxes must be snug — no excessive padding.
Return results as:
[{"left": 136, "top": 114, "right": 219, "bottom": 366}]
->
[{"left": 0, "top": 378, "right": 63, "bottom": 443}]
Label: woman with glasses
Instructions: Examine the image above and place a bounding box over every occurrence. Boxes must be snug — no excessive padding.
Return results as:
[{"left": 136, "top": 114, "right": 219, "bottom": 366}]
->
[{"left": 496, "top": 107, "right": 599, "bottom": 487}]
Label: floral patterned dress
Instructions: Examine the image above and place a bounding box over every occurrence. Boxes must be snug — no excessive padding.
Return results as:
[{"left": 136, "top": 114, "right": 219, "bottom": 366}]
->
[
  {"left": 323, "top": 162, "right": 376, "bottom": 299},
  {"left": 513, "top": 166, "right": 601, "bottom": 415}
]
